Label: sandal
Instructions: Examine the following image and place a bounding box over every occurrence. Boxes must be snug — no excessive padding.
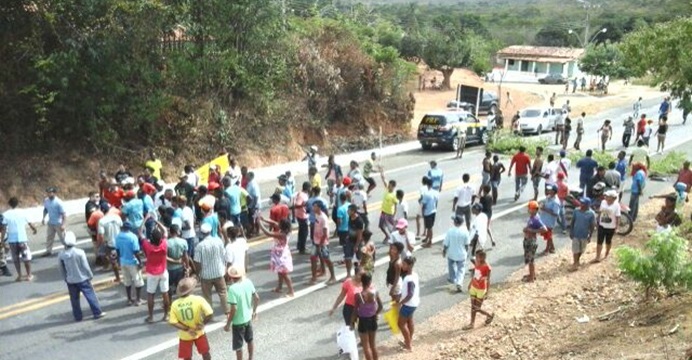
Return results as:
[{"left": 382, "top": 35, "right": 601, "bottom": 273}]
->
[
  {"left": 462, "top": 324, "right": 474, "bottom": 331},
  {"left": 145, "top": 317, "right": 155, "bottom": 324},
  {"left": 485, "top": 313, "right": 495, "bottom": 325}
]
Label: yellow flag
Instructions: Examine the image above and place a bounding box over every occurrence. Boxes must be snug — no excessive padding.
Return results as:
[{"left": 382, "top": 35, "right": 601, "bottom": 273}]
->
[{"left": 195, "top": 154, "right": 230, "bottom": 186}]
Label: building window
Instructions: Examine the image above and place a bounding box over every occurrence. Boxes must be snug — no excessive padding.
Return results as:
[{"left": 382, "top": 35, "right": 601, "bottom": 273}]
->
[{"left": 508, "top": 59, "right": 515, "bottom": 66}]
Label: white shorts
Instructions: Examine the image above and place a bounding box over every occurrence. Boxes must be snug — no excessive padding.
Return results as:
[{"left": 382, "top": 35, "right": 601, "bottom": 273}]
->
[
  {"left": 121, "top": 265, "right": 144, "bottom": 288},
  {"left": 146, "top": 270, "right": 170, "bottom": 294}
]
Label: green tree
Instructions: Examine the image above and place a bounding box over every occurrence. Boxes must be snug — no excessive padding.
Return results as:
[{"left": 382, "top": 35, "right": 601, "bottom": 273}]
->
[
  {"left": 579, "top": 42, "right": 632, "bottom": 79},
  {"left": 620, "top": 17, "right": 692, "bottom": 115},
  {"left": 421, "top": 28, "right": 491, "bottom": 89}
]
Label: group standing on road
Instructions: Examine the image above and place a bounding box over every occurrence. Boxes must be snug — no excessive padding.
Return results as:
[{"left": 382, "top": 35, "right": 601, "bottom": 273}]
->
[{"left": 1, "top": 92, "right": 690, "bottom": 360}]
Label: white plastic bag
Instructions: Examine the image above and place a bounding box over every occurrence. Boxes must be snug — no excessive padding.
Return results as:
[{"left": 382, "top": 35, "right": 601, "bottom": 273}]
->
[{"left": 336, "top": 325, "right": 359, "bottom": 360}]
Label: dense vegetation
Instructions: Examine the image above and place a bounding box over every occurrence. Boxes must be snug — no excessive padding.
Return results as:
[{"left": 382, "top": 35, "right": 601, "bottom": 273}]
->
[
  {"left": 0, "top": 1, "right": 416, "bottom": 157},
  {"left": 1, "top": 0, "right": 690, "bottom": 160}
]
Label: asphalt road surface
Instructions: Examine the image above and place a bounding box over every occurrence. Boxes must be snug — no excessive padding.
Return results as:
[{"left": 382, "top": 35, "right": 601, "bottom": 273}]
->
[{"left": 0, "top": 98, "right": 689, "bottom": 360}]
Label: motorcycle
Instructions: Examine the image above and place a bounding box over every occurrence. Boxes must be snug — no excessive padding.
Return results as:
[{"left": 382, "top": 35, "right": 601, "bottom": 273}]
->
[{"left": 563, "top": 186, "right": 634, "bottom": 236}]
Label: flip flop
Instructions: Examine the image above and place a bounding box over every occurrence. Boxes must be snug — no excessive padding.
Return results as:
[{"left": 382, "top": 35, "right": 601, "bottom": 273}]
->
[
  {"left": 462, "top": 324, "right": 474, "bottom": 331},
  {"left": 485, "top": 313, "right": 495, "bottom": 325},
  {"left": 145, "top": 317, "right": 155, "bottom": 324}
]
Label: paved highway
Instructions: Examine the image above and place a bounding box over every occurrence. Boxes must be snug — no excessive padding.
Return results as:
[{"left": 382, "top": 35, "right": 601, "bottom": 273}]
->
[{"left": 0, "top": 98, "right": 689, "bottom": 360}]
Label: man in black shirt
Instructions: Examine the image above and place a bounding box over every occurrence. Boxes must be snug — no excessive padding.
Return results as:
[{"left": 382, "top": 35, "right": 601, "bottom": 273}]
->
[
  {"left": 174, "top": 172, "right": 195, "bottom": 206},
  {"left": 347, "top": 205, "right": 364, "bottom": 278}
]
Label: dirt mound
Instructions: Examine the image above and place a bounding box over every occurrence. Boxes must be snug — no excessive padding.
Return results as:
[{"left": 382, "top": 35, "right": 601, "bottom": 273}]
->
[{"left": 380, "top": 197, "right": 692, "bottom": 360}]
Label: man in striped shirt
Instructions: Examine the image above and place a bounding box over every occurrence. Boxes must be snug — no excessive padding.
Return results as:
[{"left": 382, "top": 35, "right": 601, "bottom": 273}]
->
[{"left": 194, "top": 223, "right": 229, "bottom": 315}]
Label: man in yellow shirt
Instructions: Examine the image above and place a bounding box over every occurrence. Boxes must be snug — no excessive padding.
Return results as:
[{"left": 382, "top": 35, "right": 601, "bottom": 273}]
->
[
  {"left": 145, "top": 150, "right": 163, "bottom": 180},
  {"left": 169, "top": 277, "right": 214, "bottom": 360},
  {"left": 379, "top": 171, "right": 398, "bottom": 244}
]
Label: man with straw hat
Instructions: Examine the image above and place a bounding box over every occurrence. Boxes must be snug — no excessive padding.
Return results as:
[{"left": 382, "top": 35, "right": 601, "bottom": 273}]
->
[
  {"left": 224, "top": 266, "right": 260, "bottom": 360},
  {"left": 169, "top": 277, "right": 214, "bottom": 360}
]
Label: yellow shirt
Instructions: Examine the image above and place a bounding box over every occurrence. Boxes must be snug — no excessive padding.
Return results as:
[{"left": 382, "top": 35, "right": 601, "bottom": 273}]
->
[
  {"left": 310, "top": 174, "right": 322, "bottom": 189},
  {"left": 240, "top": 187, "right": 249, "bottom": 210},
  {"left": 169, "top": 294, "right": 214, "bottom": 341},
  {"left": 145, "top": 159, "right": 163, "bottom": 180},
  {"left": 381, "top": 191, "right": 397, "bottom": 215}
]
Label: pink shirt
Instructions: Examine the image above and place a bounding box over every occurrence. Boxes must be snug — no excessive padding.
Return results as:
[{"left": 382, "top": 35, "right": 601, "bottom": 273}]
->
[
  {"left": 294, "top": 192, "right": 309, "bottom": 220},
  {"left": 142, "top": 238, "right": 167, "bottom": 275},
  {"left": 315, "top": 212, "right": 329, "bottom": 246},
  {"left": 342, "top": 278, "right": 362, "bottom": 306}
]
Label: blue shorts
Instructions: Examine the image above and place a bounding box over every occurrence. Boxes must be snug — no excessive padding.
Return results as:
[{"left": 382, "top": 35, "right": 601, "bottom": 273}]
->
[
  {"left": 312, "top": 244, "right": 330, "bottom": 260},
  {"left": 342, "top": 241, "right": 355, "bottom": 260},
  {"left": 399, "top": 305, "right": 417, "bottom": 318}
]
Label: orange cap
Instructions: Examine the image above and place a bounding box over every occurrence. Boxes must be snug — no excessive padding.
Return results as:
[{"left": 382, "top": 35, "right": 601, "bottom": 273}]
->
[{"left": 528, "top": 200, "right": 540, "bottom": 210}]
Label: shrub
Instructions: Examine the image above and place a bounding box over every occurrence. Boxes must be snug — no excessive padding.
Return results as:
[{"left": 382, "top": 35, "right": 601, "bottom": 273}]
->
[
  {"left": 649, "top": 151, "right": 686, "bottom": 176},
  {"left": 486, "top": 131, "right": 549, "bottom": 156},
  {"left": 616, "top": 230, "right": 692, "bottom": 299}
]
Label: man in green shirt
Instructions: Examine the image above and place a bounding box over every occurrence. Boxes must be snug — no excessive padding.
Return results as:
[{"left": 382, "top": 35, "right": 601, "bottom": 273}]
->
[
  {"left": 224, "top": 267, "right": 260, "bottom": 360},
  {"left": 363, "top": 152, "right": 378, "bottom": 194}
]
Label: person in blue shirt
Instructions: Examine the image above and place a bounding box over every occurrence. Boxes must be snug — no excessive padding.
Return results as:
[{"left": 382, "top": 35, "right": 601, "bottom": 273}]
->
[
  {"left": 540, "top": 184, "right": 561, "bottom": 255},
  {"left": 201, "top": 204, "right": 220, "bottom": 238},
  {"left": 420, "top": 178, "right": 439, "bottom": 247},
  {"left": 658, "top": 97, "right": 670, "bottom": 120},
  {"left": 569, "top": 197, "right": 596, "bottom": 271},
  {"left": 442, "top": 215, "right": 470, "bottom": 293},
  {"left": 427, "top": 160, "right": 444, "bottom": 191},
  {"left": 223, "top": 176, "right": 242, "bottom": 226},
  {"left": 115, "top": 221, "right": 144, "bottom": 306},
  {"left": 42, "top": 187, "right": 66, "bottom": 256},
  {"left": 576, "top": 150, "right": 598, "bottom": 191},
  {"left": 121, "top": 191, "right": 144, "bottom": 238},
  {"left": 629, "top": 163, "right": 647, "bottom": 222},
  {"left": 336, "top": 192, "right": 351, "bottom": 244}
]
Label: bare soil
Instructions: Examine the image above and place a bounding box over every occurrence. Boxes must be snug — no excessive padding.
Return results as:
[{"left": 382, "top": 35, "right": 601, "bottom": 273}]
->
[{"left": 379, "top": 197, "right": 692, "bottom": 360}]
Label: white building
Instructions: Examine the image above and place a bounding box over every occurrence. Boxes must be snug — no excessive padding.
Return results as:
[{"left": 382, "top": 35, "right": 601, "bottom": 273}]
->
[{"left": 495, "top": 46, "right": 585, "bottom": 83}]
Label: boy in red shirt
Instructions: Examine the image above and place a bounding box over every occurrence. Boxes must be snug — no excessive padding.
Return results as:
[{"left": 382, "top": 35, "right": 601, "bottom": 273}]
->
[
  {"left": 463, "top": 250, "right": 493, "bottom": 330},
  {"left": 636, "top": 114, "right": 647, "bottom": 142}
]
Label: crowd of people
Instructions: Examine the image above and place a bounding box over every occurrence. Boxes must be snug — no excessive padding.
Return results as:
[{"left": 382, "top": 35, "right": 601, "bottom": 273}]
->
[{"left": 0, "top": 95, "right": 691, "bottom": 359}]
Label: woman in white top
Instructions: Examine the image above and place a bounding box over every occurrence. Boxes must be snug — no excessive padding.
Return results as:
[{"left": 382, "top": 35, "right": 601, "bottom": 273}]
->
[{"left": 397, "top": 256, "right": 420, "bottom": 352}]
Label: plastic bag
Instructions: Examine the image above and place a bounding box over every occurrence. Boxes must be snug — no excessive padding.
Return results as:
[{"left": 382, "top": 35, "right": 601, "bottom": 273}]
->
[
  {"left": 336, "top": 325, "right": 359, "bottom": 360},
  {"left": 383, "top": 301, "right": 401, "bottom": 334}
]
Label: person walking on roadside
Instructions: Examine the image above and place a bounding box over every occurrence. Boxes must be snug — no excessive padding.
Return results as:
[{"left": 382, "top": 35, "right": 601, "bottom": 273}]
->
[
  {"left": 508, "top": 146, "right": 532, "bottom": 201},
  {"left": 480, "top": 151, "right": 492, "bottom": 194},
  {"left": 462, "top": 250, "right": 494, "bottom": 330},
  {"left": 294, "top": 182, "right": 310, "bottom": 254},
  {"left": 397, "top": 256, "right": 420, "bottom": 352},
  {"left": 427, "top": 160, "right": 444, "bottom": 192},
  {"left": 654, "top": 116, "right": 669, "bottom": 153},
  {"left": 576, "top": 150, "right": 598, "bottom": 191},
  {"left": 194, "top": 223, "right": 229, "bottom": 314},
  {"left": 593, "top": 190, "right": 621, "bottom": 263},
  {"left": 259, "top": 217, "right": 295, "bottom": 297},
  {"left": 115, "top": 221, "right": 144, "bottom": 306},
  {"left": 479, "top": 185, "right": 497, "bottom": 246},
  {"left": 378, "top": 175, "right": 398, "bottom": 244},
  {"left": 453, "top": 174, "right": 476, "bottom": 230},
  {"left": 629, "top": 164, "right": 647, "bottom": 222},
  {"left": 562, "top": 116, "right": 572, "bottom": 150},
  {"left": 167, "top": 224, "right": 189, "bottom": 298},
  {"left": 224, "top": 266, "right": 260, "bottom": 360},
  {"left": 539, "top": 185, "right": 560, "bottom": 255},
  {"left": 468, "top": 204, "right": 489, "bottom": 263},
  {"left": 530, "top": 147, "right": 544, "bottom": 201},
  {"left": 549, "top": 92, "right": 557, "bottom": 107},
  {"left": 443, "top": 215, "right": 470, "bottom": 293},
  {"left": 622, "top": 116, "right": 635, "bottom": 147},
  {"left": 522, "top": 201, "right": 546, "bottom": 283},
  {"left": 420, "top": 179, "right": 439, "bottom": 248},
  {"left": 0, "top": 218, "right": 10, "bottom": 277},
  {"left": 42, "top": 187, "right": 66, "bottom": 257},
  {"left": 363, "top": 152, "right": 378, "bottom": 195},
  {"left": 643, "top": 119, "right": 654, "bottom": 146},
  {"left": 390, "top": 219, "right": 415, "bottom": 258},
  {"left": 302, "top": 145, "right": 319, "bottom": 173},
  {"left": 323, "top": 154, "right": 343, "bottom": 206},
  {"left": 659, "top": 97, "right": 671, "bottom": 120},
  {"left": 2, "top": 197, "right": 38, "bottom": 281},
  {"left": 569, "top": 198, "right": 596, "bottom": 271},
  {"left": 555, "top": 109, "right": 565, "bottom": 146},
  {"left": 330, "top": 269, "right": 364, "bottom": 326},
  {"left": 59, "top": 231, "right": 106, "bottom": 322},
  {"left": 310, "top": 202, "right": 336, "bottom": 285},
  {"left": 632, "top": 97, "right": 642, "bottom": 118},
  {"left": 573, "top": 112, "right": 586, "bottom": 150},
  {"left": 350, "top": 272, "right": 383, "bottom": 360},
  {"left": 97, "top": 204, "right": 123, "bottom": 282},
  {"left": 490, "top": 155, "right": 505, "bottom": 205},
  {"left": 169, "top": 277, "right": 214, "bottom": 360},
  {"left": 597, "top": 119, "right": 613, "bottom": 152},
  {"left": 635, "top": 114, "right": 647, "bottom": 143},
  {"left": 142, "top": 222, "right": 171, "bottom": 323}
]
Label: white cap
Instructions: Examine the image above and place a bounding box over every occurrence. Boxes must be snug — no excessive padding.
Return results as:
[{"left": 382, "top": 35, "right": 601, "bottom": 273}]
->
[
  {"left": 200, "top": 223, "right": 213, "bottom": 234},
  {"left": 604, "top": 190, "right": 618, "bottom": 198},
  {"left": 64, "top": 231, "right": 77, "bottom": 247},
  {"left": 310, "top": 145, "right": 318, "bottom": 152}
]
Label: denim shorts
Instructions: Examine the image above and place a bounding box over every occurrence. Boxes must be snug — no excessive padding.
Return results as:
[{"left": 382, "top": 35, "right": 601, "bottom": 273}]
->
[
  {"left": 399, "top": 305, "right": 417, "bottom": 318},
  {"left": 342, "top": 241, "right": 355, "bottom": 260}
]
